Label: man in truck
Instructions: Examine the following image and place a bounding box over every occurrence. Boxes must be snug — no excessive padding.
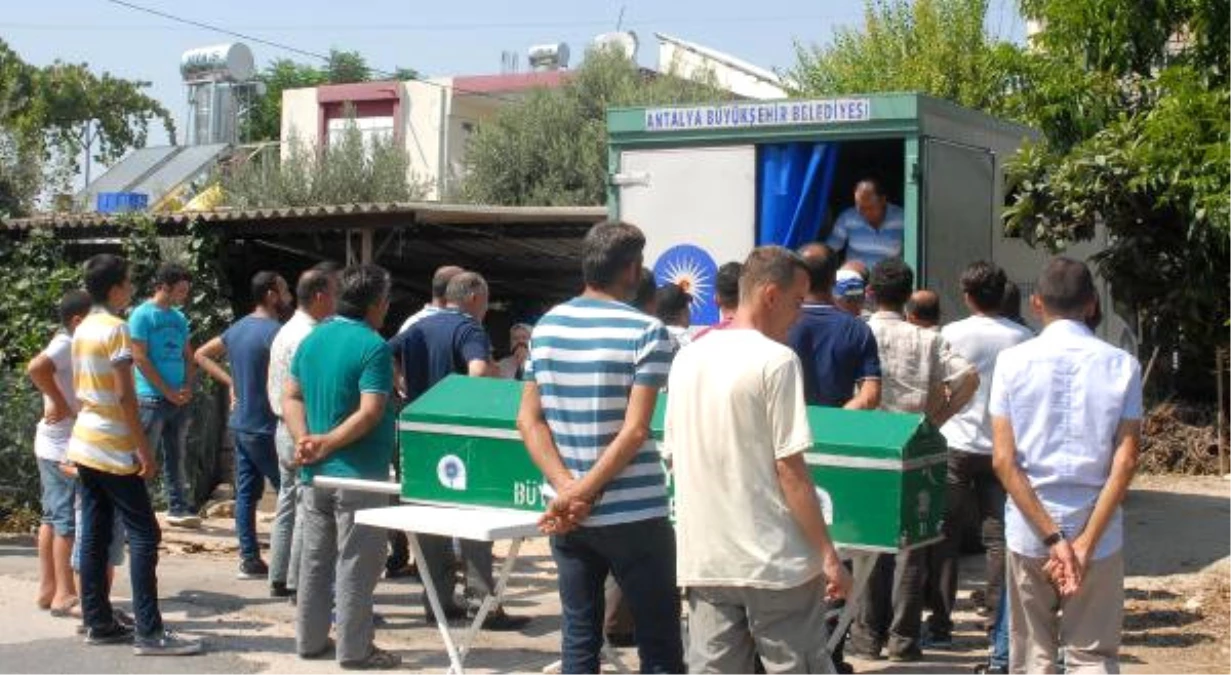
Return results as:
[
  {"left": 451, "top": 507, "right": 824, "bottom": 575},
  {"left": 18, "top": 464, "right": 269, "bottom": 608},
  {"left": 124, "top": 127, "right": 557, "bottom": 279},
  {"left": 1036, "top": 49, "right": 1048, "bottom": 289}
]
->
[{"left": 826, "top": 177, "right": 904, "bottom": 269}]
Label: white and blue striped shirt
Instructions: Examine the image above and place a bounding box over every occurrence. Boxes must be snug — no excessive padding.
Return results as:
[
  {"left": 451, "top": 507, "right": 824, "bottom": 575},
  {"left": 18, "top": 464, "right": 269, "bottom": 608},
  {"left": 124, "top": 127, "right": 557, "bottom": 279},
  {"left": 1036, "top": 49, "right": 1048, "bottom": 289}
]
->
[
  {"left": 525, "top": 297, "right": 674, "bottom": 527},
  {"left": 826, "top": 203, "right": 905, "bottom": 268}
]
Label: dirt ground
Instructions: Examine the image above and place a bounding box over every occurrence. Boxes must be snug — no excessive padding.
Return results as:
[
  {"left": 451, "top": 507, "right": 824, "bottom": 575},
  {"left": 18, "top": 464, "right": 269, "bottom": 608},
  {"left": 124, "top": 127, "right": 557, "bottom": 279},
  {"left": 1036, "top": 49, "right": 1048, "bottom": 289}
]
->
[{"left": 1, "top": 474, "right": 1226, "bottom": 673}]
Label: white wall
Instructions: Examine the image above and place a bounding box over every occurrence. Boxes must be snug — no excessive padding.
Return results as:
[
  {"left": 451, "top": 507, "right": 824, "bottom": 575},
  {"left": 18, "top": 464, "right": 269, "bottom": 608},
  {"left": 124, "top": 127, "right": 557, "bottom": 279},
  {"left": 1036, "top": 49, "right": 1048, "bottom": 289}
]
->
[
  {"left": 280, "top": 88, "right": 318, "bottom": 159},
  {"left": 402, "top": 79, "right": 451, "bottom": 200}
]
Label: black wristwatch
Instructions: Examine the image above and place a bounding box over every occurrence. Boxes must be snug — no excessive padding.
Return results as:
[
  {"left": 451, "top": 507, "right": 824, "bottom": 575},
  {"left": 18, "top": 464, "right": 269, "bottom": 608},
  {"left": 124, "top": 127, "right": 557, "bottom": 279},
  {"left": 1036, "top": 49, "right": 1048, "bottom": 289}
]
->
[{"left": 1042, "top": 530, "right": 1066, "bottom": 548}]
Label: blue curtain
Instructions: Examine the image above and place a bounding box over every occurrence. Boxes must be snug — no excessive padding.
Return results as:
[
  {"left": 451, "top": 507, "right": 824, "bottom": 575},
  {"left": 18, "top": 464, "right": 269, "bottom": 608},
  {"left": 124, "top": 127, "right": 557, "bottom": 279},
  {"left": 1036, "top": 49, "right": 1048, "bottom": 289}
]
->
[{"left": 756, "top": 142, "right": 840, "bottom": 249}]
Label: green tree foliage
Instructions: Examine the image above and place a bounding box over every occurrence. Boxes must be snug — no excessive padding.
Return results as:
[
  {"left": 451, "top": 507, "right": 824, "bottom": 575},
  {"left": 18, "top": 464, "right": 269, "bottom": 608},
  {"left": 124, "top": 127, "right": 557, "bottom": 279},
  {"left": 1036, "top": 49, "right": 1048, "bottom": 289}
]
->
[
  {"left": 222, "top": 118, "right": 428, "bottom": 207},
  {"left": 0, "top": 39, "right": 175, "bottom": 216},
  {"left": 787, "top": 0, "right": 1014, "bottom": 111},
  {"left": 245, "top": 50, "right": 420, "bottom": 142},
  {"left": 244, "top": 59, "right": 327, "bottom": 144},
  {"left": 1002, "top": 0, "right": 1229, "bottom": 397},
  {"left": 0, "top": 216, "right": 236, "bottom": 515},
  {"left": 460, "top": 48, "right": 728, "bottom": 206}
]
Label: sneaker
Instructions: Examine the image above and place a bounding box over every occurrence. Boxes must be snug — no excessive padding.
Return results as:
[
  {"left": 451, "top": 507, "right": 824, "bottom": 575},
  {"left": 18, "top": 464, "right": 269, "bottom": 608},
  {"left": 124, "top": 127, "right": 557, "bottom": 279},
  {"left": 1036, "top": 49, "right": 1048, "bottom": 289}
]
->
[
  {"left": 974, "top": 664, "right": 1009, "bottom": 674},
  {"left": 341, "top": 646, "right": 401, "bottom": 670},
  {"left": 835, "top": 662, "right": 855, "bottom": 675},
  {"left": 423, "top": 600, "right": 467, "bottom": 624},
  {"left": 922, "top": 631, "right": 954, "bottom": 650},
  {"left": 237, "top": 559, "right": 269, "bottom": 580},
  {"left": 384, "top": 562, "right": 419, "bottom": 579},
  {"left": 86, "top": 622, "right": 135, "bottom": 645},
  {"left": 477, "top": 607, "right": 531, "bottom": 632},
  {"left": 133, "top": 629, "right": 203, "bottom": 656},
  {"left": 887, "top": 647, "right": 923, "bottom": 663},
  {"left": 78, "top": 609, "right": 133, "bottom": 635},
  {"left": 166, "top": 512, "right": 201, "bottom": 528},
  {"left": 270, "top": 582, "right": 295, "bottom": 599}
]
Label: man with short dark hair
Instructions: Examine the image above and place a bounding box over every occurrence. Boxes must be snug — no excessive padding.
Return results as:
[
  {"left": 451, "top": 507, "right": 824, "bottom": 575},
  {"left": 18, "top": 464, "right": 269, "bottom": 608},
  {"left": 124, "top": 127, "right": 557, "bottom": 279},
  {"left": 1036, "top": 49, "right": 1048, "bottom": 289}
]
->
[
  {"left": 392, "top": 271, "right": 528, "bottom": 629},
  {"left": 789, "top": 243, "right": 881, "bottom": 410},
  {"left": 397, "top": 265, "right": 464, "bottom": 334},
  {"left": 70, "top": 254, "right": 201, "bottom": 655},
  {"left": 905, "top": 290, "right": 941, "bottom": 329},
  {"left": 29, "top": 290, "right": 93, "bottom": 615},
  {"left": 1001, "top": 281, "right": 1027, "bottom": 327},
  {"left": 923, "top": 262, "right": 1034, "bottom": 646},
  {"left": 669, "top": 246, "right": 852, "bottom": 673},
  {"left": 992, "top": 258, "right": 1141, "bottom": 673},
  {"left": 283, "top": 265, "right": 401, "bottom": 670},
  {"left": 826, "top": 178, "right": 904, "bottom": 268},
  {"left": 852, "top": 258, "right": 978, "bottom": 662},
  {"left": 266, "top": 263, "right": 339, "bottom": 600},
  {"left": 692, "top": 261, "right": 742, "bottom": 340},
  {"left": 129, "top": 262, "right": 198, "bottom": 528},
  {"left": 655, "top": 283, "right": 693, "bottom": 351},
  {"left": 196, "top": 271, "right": 292, "bottom": 579},
  {"left": 518, "top": 221, "right": 684, "bottom": 673}
]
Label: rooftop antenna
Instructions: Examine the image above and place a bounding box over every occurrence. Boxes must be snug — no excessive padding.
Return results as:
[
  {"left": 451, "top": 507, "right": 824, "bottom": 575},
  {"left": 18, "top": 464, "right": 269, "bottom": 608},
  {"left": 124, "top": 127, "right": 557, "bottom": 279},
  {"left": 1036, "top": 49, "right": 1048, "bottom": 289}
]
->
[{"left": 616, "top": 5, "right": 626, "bottom": 31}]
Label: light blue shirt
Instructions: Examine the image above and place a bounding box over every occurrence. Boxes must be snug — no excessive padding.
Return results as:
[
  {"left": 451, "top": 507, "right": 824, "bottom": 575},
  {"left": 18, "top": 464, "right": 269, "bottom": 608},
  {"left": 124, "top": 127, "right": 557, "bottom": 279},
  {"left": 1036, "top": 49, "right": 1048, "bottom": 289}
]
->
[
  {"left": 826, "top": 203, "right": 905, "bottom": 268},
  {"left": 989, "top": 320, "right": 1142, "bottom": 560},
  {"left": 128, "top": 300, "right": 190, "bottom": 400}
]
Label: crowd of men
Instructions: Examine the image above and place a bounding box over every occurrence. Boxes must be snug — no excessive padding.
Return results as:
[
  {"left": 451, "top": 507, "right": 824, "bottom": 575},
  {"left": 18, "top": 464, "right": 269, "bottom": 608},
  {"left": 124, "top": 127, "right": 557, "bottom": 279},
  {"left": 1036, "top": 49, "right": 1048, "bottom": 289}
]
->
[{"left": 27, "top": 211, "right": 1141, "bottom": 674}]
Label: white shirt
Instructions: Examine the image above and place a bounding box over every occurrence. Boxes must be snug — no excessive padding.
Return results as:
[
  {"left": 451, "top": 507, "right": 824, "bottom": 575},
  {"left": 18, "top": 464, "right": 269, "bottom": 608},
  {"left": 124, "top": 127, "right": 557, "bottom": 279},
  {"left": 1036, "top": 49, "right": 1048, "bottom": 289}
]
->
[
  {"left": 34, "top": 332, "right": 80, "bottom": 462},
  {"left": 267, "top": 310, "right": 320, "bottom": 417},
  {"left": 940, "top": 315, "right": 1034, "bottom": 455},
  {"left": 397, "top": 304, "right": 443, "bottom": 335},
  {"left": 665, "top": 329, "right": 821, "bottom": 590},
  {"left": 826, "top": 204, "right": 905, "bottom": 269},
  {"left": 989, "top": 320, "right": 1142, "bottom": 560}
]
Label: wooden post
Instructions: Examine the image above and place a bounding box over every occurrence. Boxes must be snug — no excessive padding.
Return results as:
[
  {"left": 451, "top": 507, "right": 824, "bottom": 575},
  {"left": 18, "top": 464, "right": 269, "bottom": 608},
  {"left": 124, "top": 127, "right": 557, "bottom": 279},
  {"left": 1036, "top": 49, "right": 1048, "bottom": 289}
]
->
[{"left": 361, "top": 228, "right": 374, "bottom": 264}]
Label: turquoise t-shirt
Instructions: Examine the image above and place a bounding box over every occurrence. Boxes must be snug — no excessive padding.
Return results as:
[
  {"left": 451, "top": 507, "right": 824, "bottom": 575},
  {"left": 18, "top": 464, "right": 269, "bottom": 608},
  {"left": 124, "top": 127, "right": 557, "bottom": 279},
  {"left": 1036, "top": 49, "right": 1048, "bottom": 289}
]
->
[
  {"left": 128, "top": 300, "right": 190, "bottom": 400},
  {"left": 292, "top": 316, "right": 395, "bottom": 482}
]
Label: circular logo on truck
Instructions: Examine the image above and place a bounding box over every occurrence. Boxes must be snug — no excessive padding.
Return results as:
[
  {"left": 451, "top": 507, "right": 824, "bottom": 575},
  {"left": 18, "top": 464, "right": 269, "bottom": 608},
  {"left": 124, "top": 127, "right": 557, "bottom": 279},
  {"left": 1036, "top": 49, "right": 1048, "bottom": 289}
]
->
[
  {"left": 654, "top": 244, "right": 719, "bottom": 326},
  {"left": 437, "top": 455, "right": 468, "bottom": 491}
]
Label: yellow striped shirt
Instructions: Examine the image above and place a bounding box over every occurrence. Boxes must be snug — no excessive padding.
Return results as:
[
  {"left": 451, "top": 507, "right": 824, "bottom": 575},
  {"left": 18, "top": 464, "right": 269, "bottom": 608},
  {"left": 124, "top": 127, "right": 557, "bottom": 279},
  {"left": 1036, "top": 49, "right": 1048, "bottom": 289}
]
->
[{"left": 67, "top": 309, "right": 139, "bottom": 475}]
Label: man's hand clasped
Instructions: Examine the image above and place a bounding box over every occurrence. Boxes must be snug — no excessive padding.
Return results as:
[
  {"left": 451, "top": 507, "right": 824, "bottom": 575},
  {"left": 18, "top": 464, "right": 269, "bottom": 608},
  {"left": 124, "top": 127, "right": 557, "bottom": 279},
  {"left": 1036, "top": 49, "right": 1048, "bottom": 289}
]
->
[{"left": 538, "top": 481, "right": 594, "bottom": 535}]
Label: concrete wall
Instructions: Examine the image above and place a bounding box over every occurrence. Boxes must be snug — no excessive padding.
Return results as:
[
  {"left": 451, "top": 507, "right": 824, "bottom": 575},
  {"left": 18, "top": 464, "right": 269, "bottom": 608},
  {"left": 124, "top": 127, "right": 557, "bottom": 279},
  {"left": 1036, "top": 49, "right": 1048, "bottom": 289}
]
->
[
  {"left": 402, "top": 79, "right": 451, "bottom": 200},
  {"left": 280, "top": 88, "right": 318, "bottom": 158}
]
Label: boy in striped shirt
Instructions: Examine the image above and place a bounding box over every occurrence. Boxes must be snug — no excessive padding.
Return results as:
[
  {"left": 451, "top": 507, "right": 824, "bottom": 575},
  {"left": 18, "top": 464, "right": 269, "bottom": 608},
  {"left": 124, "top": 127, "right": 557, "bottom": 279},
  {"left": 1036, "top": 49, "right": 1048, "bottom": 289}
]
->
[
  {"left": 517, "top": 221, "right": 683, "bottom": 674},
  {"left": 68, "top": 254, "right": 200, "bottom": 656}
]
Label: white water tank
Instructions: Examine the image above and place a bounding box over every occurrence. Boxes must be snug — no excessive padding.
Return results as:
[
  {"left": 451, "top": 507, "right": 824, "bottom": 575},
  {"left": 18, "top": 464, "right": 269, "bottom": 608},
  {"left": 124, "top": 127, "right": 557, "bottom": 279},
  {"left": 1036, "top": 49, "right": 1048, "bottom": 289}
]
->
[
  {"left": 593, "top": 31, "right": 639, "bottom": 60},
  {"left": 181, "top": 43, "right": 256, "bottom": 83}
]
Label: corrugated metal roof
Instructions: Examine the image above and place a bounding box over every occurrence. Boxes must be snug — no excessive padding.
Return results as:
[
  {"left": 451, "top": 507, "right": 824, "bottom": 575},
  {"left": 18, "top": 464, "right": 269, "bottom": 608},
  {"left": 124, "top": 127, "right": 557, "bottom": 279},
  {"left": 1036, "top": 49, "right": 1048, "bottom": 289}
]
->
[{"left": 1, "top": 202, "right": 608, "bottom": 233}]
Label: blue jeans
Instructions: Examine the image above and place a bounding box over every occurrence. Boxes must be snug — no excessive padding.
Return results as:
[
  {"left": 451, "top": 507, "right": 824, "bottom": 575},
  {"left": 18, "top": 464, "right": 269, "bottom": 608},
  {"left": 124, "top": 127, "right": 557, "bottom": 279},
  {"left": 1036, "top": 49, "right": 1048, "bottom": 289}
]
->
[
  {"left": 139, "top": 398, "right": 191, "bottom": 515},
  {"left": 551, "top": 517, "right": 684, "bottom": 674},
  {"left": 990, "top": 584, "right": 1009, "bottom": 670},
  {"left": 77, "top": 465, "right": 163, "bottom": 637},
  {"left": 37, "top": 458, "right": 77, "bottom": 536},
  {"left": 233, "top": 430, "right": 281, "bottom": 562}
]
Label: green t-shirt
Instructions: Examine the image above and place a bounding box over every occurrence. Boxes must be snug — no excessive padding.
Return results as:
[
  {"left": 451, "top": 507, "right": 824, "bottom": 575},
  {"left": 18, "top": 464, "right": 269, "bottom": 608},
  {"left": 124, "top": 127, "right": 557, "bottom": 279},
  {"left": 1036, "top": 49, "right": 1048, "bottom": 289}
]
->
[{"left": 292, "top": 316, "right": 395, "bottom": 482}]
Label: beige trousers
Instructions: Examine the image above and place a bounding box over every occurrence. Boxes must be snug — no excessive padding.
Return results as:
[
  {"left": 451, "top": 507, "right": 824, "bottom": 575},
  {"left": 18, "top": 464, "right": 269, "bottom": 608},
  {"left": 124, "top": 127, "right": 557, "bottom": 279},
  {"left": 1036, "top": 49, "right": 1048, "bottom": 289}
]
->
[{"left": 1007, "top": 551, "right": 1124, "bottom": 674}]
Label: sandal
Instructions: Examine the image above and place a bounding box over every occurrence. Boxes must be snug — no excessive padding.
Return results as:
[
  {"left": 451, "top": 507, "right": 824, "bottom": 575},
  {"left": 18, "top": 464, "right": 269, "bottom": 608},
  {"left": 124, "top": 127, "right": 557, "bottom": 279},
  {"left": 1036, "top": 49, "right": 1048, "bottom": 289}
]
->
[
  {"left": 341, "top": 647, "right": 402, "bottom": 670},
  {"left": 49, "top": 597, "right": 81, "bottom": 618}
]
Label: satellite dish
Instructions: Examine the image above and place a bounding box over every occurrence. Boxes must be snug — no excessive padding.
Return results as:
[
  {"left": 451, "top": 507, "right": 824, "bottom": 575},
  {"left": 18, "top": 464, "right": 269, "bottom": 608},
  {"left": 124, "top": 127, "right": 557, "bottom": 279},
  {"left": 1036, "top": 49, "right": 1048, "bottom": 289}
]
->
[{"left": 593, "top": 31, "right": 639, "bottom": 60}]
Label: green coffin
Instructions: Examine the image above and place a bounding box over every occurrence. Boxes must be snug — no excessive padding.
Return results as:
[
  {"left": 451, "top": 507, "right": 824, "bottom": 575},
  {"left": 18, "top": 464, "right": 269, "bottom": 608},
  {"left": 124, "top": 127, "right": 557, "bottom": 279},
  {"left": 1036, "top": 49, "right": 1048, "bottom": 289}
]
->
[{"left": 400, "top": 375, "right": 947, "bottom": 553}]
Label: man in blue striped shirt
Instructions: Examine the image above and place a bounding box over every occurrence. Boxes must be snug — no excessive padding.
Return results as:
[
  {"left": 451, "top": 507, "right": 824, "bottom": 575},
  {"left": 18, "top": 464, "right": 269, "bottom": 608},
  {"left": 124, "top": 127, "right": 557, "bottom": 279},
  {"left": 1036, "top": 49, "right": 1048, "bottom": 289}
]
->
[
  {"left": 518, "top": 221, "right": 684, "bottom": 674},
  {"left": 826, "top": 177, "right": 905, "bottom": 269}
]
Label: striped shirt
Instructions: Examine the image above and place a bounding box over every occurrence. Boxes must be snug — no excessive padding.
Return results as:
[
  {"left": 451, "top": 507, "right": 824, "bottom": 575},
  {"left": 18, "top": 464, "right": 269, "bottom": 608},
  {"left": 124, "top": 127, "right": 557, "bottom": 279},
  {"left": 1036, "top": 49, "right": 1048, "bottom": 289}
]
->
[
  {"left": 525, "top": 297, "right": 674, "bottom": 527},
  {"left": 67, "top": 309, "right": 139, "bottom": 475},
  {"left": 826, "top": 203, "right": 905, "bottom": 268}
]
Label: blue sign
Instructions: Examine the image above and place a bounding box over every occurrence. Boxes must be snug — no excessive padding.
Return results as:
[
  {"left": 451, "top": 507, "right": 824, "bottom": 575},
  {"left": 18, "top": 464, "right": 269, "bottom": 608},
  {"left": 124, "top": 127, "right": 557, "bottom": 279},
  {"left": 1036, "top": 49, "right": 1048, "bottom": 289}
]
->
[
  {"left": 644, "top": 98, "right": 871, "bottom": 132},
  {"left": 654, "top": 244, "right": 720, "bottom": 326}
]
